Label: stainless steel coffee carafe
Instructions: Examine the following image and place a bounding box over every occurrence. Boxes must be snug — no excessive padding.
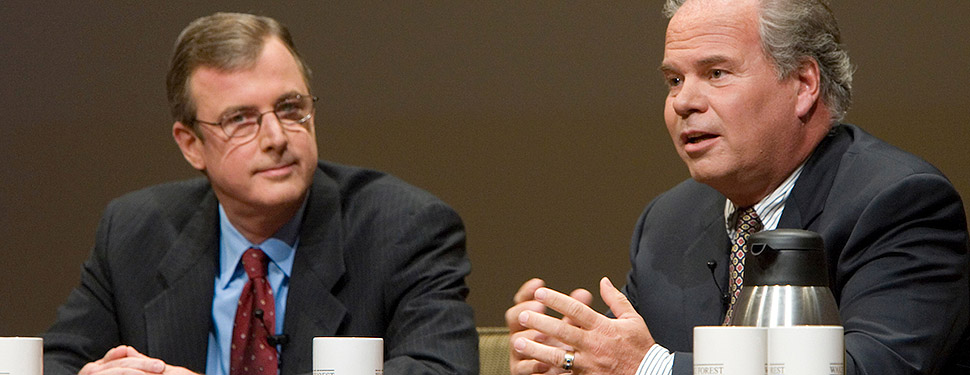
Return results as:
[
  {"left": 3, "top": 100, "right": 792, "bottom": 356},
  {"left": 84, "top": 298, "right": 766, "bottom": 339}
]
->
[{"left": 729, "top": 229, "right": 841, "bottom": 327}]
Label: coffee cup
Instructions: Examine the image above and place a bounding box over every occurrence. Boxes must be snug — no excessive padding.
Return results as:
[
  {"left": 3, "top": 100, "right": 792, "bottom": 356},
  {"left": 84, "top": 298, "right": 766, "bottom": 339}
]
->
[
  {"left": 766, "top": 325, "right": 844, "bottom": 375},
  {"left": 0, "top": 337, "right": 43, "bottom": 375},
  {"left": 312, "top": 337, "right": 383, "bottom": 375},
  {"left": 694, "top": 326, "right": 766, "bottom": 375}
]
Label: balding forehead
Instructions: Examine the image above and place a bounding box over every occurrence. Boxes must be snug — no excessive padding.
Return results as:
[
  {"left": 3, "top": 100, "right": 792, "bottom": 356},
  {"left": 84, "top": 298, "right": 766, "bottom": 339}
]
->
[
  {"left": 666, "top": 0, "right": 760, "bottom": 40},
  {"left": 672, "top": 0, "right": 760, "bottom": 18}
]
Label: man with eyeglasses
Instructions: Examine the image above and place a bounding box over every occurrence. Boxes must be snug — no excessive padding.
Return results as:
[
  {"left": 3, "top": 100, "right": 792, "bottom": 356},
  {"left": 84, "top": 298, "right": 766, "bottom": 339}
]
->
[{"left": 43, "top": 12, "right": 477, "bottom": 375}]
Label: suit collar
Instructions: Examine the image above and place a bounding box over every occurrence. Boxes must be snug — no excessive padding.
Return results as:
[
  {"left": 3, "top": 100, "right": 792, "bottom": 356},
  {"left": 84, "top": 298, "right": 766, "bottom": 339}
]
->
[
  {"left": 146, "top": 188, "right": 219, "bottom": 372},
  {"left": 779, "top": 124, "right": 852, "bottom": 229}
]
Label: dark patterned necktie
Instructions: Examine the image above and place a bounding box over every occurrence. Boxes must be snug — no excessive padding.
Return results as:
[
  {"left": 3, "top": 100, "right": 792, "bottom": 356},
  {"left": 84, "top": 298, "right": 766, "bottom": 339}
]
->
[
  {"left": 723, "top": 207, "right": 763, "bottom": 325},
  {"left": 230, "top": 248, "right": 278, "bottom": 375}
]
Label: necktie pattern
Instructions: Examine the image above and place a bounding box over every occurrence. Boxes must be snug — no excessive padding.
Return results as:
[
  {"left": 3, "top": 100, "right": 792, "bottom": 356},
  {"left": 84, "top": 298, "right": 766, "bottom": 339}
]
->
[
  {"left": 231, "top": 248, "right": 278, "bottom": 375},
  {"left": 723, "top": 207, "right": 763, "bottom": 325}
]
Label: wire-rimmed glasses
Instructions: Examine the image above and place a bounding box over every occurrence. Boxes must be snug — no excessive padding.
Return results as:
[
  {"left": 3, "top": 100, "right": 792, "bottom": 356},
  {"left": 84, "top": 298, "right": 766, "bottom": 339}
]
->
[{"left": 194, "top": 94, "right": 318, "bottom": 141}]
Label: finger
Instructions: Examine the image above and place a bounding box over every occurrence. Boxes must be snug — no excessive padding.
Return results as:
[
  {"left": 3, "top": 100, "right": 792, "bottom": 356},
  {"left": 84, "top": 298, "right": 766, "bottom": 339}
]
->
[
  {"left": 512, "top": 337, "right": 575, "bottom": 373},
  {"left": 535, "top": 287, "right": 606, "bottom": 330},
  {"left": 510, "top": 358, "right": 552, "bottom": 375},
  {"left": 570, "top": 288, "right": 594, "bottom": 306},
  {"left": 562, "top": 288, "right": 593, "bottom": 327},
  {"left": 509, "top": 330, "right": 571, "bottom": 374},
  {"left": 95, "top": 356, "right": 166, "bottom": 374},
  {"left": 102, "top": 346, "right": 133, "bottom": 363},
  {"left": 122, "top": 346, "right": 150, "bottom": 359},
  {"left": 510, "top": 327, "right": 564, "bottom": 361},
  {"left": 79, "top": 361, "right": 101, "bottom": 375},
  {"left": 81, "top": 367, "right": 153, "bottom": 375},
  {"left": 518, "top": 310, "right": 585, "bottom": 349},
  {"left": 514, "top": 278, "right": 546, "bottom": 304},
  {"left": 81, "top": 363, "right": 158, "bottom": 375},
  {"left": 507, "top": 279, "right": 549, "bottom": 333},
  {"left": 600, "top": 277, "right": 638, "bottom": 319},
  {"left": 82, "top": 346, "right": 136, "bottom": 375},
  {"left": 511, "top": 328, "right": 550, "bottom": 346},
  {"left": 506, "top": 300, "right": 546, "bottom": 332},
  {"left": 160, "top": 364, "right": 196, "bottom": 375}
]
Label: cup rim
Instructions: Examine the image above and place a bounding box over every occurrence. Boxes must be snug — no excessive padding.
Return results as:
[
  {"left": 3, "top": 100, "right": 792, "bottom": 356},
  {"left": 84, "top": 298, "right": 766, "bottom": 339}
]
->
[
  {"left": 766, "top": 325, "right": 844, "bottom": 330},
  {"left": 694, "top": 326, "right": 766, "bottom": 331}
]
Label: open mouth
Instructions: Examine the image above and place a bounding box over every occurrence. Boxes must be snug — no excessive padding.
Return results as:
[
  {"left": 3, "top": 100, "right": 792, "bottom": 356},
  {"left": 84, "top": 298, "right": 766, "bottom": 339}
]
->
[{"left": 685, "top": 133, "right": 718, "bottom": 144}]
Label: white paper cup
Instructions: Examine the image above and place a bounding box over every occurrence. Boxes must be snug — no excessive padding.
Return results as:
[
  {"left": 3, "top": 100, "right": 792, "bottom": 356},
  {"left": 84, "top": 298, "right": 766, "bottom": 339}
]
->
[
  {"left": 312, "top": 337, "right": 383, "bottom": 375},
  {"left": 694, "top": 326, "right": 766, "bottom": 375},
  {"left": 0, "top": 337, "right": 43, "bottom": 375},
  {"left": 766, "top": 326, "right": 844, "bottom": 375}
]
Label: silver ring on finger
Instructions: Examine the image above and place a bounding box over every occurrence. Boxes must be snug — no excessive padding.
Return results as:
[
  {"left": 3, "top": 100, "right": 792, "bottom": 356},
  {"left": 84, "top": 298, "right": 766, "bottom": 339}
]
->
[{"left": 562, "top": 351, "right": 575, "bottom": 371}]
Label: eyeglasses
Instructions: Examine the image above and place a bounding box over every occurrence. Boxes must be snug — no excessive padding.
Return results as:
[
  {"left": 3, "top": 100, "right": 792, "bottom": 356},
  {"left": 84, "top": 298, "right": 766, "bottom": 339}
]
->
[{"left": 194, "top": 94, "right": 319, "bottom": 140}]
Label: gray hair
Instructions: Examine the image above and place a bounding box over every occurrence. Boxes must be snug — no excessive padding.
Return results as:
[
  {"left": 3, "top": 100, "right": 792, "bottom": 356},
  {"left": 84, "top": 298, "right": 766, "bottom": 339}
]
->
[
  {"left": 166, "top": 12, "right": 313, "bottom": 130},
  {"left": 663, "top": 0, "right": 853, "bottom": 123}
]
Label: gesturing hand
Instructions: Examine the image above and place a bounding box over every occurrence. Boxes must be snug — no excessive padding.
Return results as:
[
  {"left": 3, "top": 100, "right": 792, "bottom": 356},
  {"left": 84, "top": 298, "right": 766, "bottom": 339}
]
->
[
  {"left": 513, "top": 277, "right": 656, "bottom": 375},
  {"left": 506, "top": 278, "right": 594, "bottom": 375}
]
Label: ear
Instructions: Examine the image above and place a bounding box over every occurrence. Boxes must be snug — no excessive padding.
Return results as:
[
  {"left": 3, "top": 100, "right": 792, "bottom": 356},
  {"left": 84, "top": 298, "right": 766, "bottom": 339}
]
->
[
  {"left": 794, "top": 57, "right": 822, "bottom": 119},
  {"left": 172, "top": 122, "right": 207, "bottom": 171}
]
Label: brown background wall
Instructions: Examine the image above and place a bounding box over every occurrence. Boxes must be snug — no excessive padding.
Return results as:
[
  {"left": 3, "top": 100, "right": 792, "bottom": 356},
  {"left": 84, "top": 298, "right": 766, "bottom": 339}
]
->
[{"left": 2, "top": 1, "right": 968, "bottom": 336}]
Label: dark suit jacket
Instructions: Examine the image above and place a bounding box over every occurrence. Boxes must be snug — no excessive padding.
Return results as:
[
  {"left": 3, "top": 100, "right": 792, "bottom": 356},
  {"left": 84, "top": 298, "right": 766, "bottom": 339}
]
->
[
  {"left": 44, "top": 161, "right": 478, "bottom": 375},
  {"left": 623, "top": 124, "right": 970, "bottom": 375}
]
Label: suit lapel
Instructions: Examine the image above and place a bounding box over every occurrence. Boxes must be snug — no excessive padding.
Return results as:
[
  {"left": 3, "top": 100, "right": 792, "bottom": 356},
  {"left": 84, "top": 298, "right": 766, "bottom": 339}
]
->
[
  {"left": 144, "top": 190, "right": 219, "bottom": 372},
  {"left": 779, "top": 125, "right": 850, "bottom": 229},
  {"left": 279, "top": 169, "right": 349, "bottom": 375},
  {"left": 680, "top": 191, "right": 732, "bottom": 331}
]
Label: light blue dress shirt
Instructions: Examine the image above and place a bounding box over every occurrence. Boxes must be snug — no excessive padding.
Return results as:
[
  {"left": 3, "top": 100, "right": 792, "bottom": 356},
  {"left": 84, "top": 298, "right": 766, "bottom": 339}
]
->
[{"left": 204, "top": 201, "right": 305, "bottom": 375}]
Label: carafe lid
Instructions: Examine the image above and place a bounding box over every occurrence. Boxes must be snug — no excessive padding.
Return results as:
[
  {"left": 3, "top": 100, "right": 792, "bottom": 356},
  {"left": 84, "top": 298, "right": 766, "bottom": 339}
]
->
[{"left": 745, "top": 229, "right": 829, "bottom": 286}]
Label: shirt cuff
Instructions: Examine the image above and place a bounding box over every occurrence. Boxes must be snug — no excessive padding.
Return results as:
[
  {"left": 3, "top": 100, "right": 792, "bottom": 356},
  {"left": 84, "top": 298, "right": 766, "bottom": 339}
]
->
[{"left": 634, "top": 343, "right": 674, "bottom": 375}]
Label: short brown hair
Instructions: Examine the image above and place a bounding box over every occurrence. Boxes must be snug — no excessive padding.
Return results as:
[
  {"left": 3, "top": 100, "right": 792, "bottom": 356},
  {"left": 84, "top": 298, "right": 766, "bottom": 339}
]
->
[{"left": 166, "top": 12, "right": 312, "bottom": 128}]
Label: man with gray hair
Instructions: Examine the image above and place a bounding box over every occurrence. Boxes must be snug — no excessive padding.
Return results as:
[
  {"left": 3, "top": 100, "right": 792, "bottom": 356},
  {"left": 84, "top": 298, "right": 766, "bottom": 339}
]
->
[
  {"left": 43, "top": 12, "right": 478, "bottom": 375},
  {"left": 507, "top": 0, "right": 969, "bottom": 374}
]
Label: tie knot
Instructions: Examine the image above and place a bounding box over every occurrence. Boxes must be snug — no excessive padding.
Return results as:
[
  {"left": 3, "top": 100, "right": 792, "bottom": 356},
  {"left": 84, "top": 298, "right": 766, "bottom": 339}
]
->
[
  {"left": 735, "top": 206, "right": 763, "bottom": 235},
  {"left": 241, "top": 248, "right": 269, "bottom": 279}
]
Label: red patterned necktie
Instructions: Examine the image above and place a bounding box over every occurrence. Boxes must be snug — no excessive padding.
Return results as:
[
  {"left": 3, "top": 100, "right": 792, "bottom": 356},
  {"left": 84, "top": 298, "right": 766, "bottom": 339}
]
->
[
  {"left": 723, "top": 207, "right": 763, "bottom": 325},
  {"left": 230, "top": 248, "right": 278, "bottom": 375}
]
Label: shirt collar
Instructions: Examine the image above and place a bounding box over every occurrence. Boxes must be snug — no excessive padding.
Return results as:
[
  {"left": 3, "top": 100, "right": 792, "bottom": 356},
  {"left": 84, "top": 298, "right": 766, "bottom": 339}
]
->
[
  {"left": 216, "top": 197, "right": 307, "bottom": 289},
  {"left": 723, "top": 163, "right": 805, "bottom": 234}
]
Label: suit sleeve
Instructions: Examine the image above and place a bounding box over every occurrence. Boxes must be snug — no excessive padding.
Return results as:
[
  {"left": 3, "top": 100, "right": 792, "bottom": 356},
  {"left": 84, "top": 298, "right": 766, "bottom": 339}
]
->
[
  {"left": 43, "top": 204, "right": 123, "bottom": 375},
  {"left": 623, "top": 200, "right": 694, "bottom": 375},
  {"left": 622, "top": 205, "right": 650, "bottom": 318},
  {"left": 836, "top": 173, "right": 969, "bottom": 375},
  {"left": 380, "top": 202, "right": 478, "bottom": 375}
]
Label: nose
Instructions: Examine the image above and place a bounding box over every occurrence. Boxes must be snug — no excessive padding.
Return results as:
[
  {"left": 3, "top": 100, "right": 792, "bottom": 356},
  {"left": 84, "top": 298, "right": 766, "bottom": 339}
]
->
[
  {"left": 671, "top": 78, "right": 707, "bottom": 118},
  {"left": 257, "top": 112, "right": 288, "bottom": 151}
]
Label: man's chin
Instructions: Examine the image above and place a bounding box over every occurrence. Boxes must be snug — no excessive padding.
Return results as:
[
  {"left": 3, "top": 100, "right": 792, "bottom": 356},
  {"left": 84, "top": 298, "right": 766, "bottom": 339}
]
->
[
  {"left": 687, "top": 167, "right": 728, "bottom": 187},
  {"left": 246, "top": 182, "right": 310, "bottom": 206}
]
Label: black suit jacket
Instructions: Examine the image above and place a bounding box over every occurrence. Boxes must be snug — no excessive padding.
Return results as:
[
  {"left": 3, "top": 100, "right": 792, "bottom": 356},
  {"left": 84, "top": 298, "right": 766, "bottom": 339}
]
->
[
  {"left": 44, "top": 161, "right": 478, "bottom": 375},
  {"left": 623, "top": 124, "right": 970, "bottom": 375}
]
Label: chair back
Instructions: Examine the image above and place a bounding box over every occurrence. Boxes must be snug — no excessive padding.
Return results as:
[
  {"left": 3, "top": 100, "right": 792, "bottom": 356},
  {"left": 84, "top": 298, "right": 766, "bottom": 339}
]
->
[{"left": 477, "top": 327, "right": 511, "bottom": 375}]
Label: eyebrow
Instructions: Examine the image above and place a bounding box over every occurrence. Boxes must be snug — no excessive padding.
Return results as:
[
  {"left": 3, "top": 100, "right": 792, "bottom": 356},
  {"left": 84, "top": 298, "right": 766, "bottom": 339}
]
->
[
  {"left": 697, "top": 55, "right": 729, "bottom": 67},
  {"left": 218, "top": 105, "right": 257, "bottom": 118},
  {"left": 658, "top": 55, "right": 732, "bottom": 74},
  {"left": 217, "top": 91, "right": 305, "bottom": 118}
]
